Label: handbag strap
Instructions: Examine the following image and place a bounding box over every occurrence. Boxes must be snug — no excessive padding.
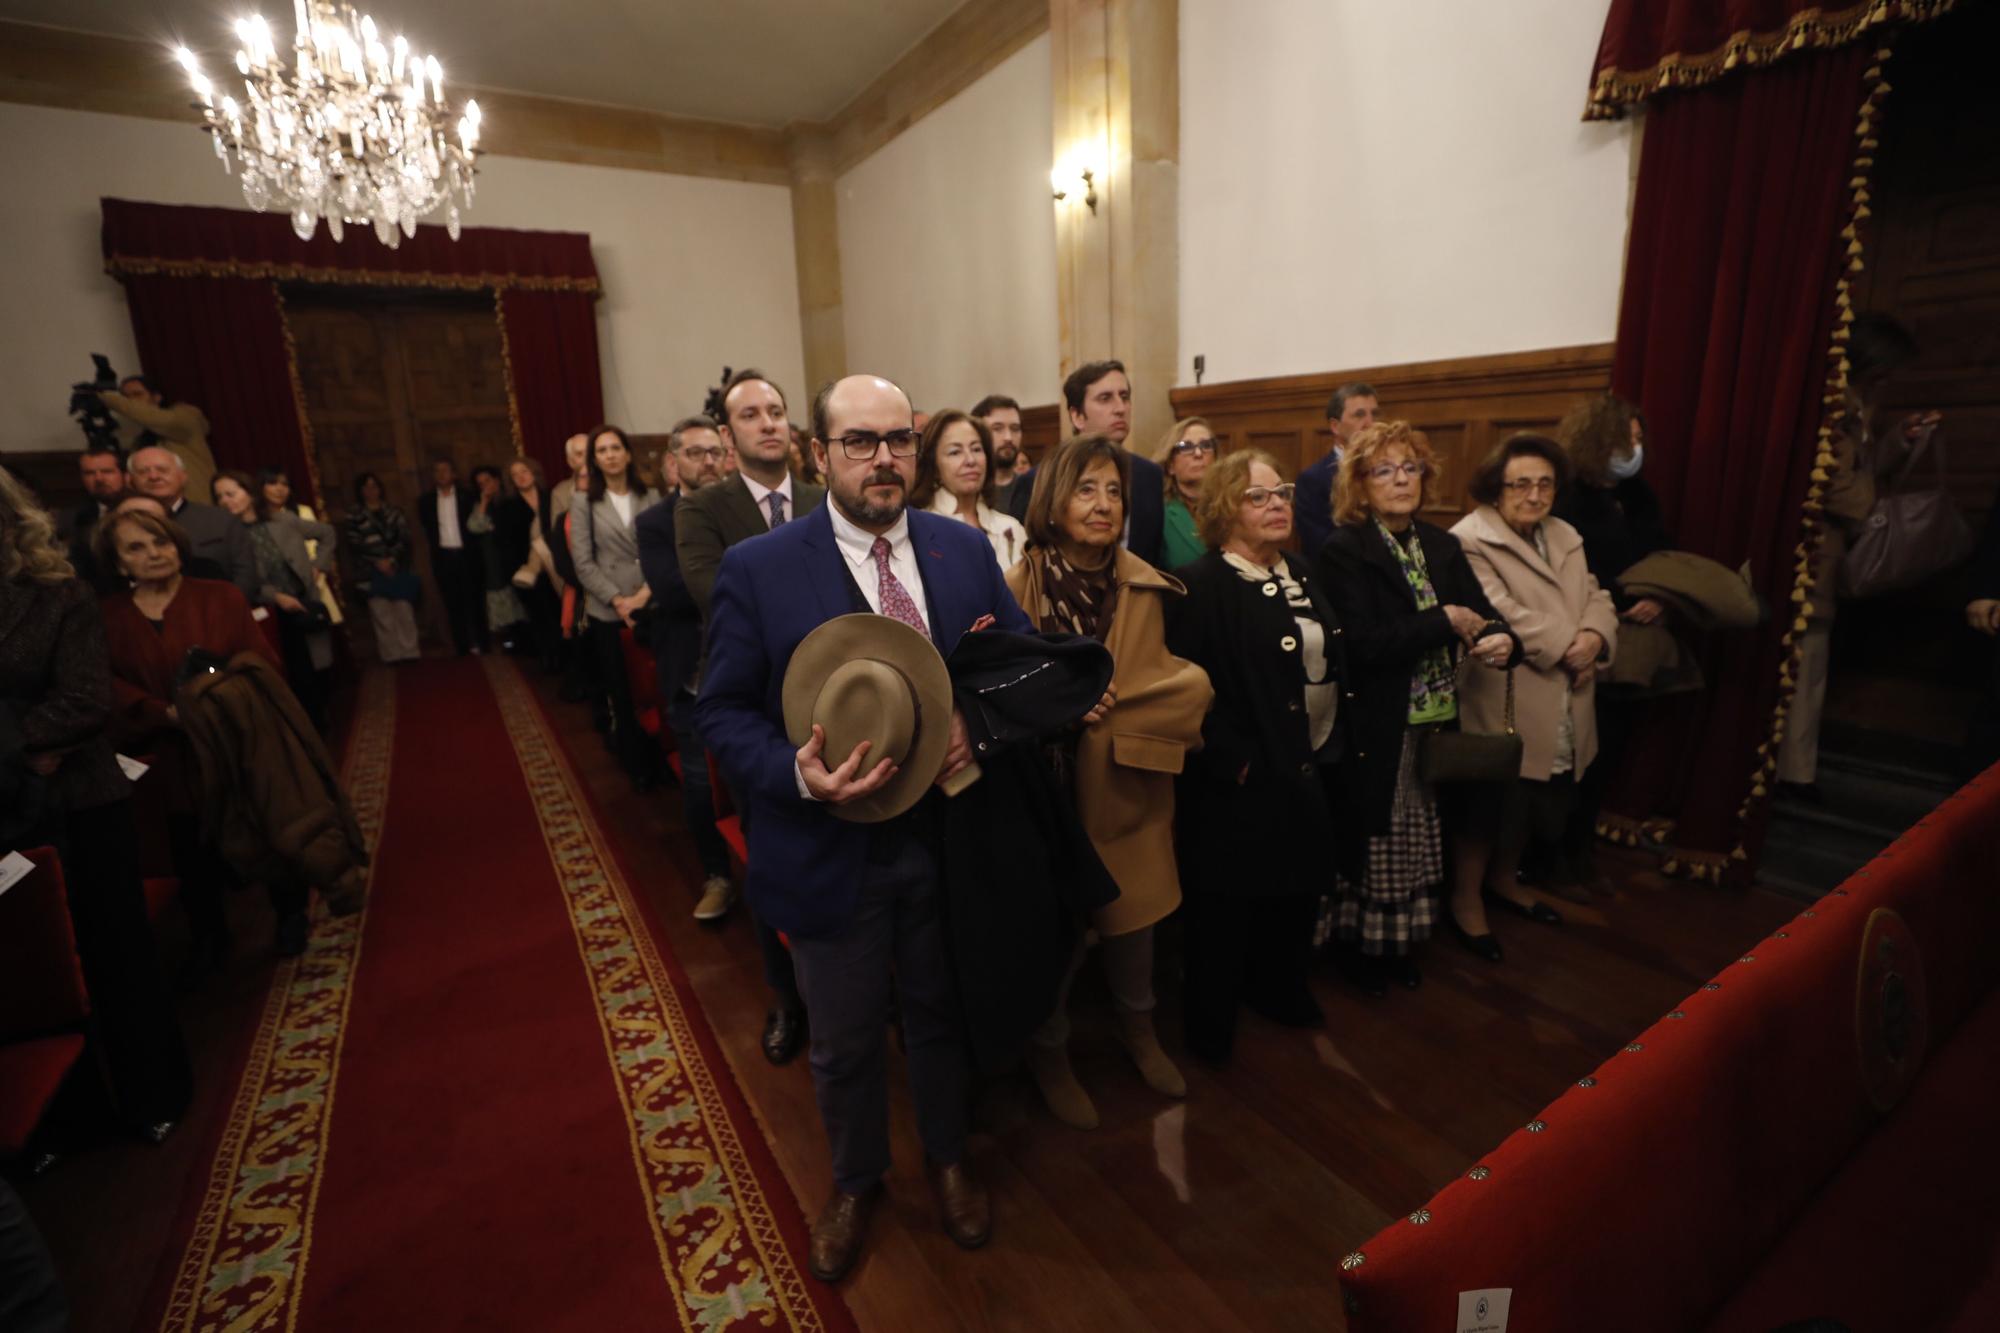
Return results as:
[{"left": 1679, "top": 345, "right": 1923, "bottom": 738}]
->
[
  {"left": 1503, "top": 667, "right": 1516, "bottom": 736},
  {"left": 1886, "top": 423, "right": 1945, "bottom": 494}
]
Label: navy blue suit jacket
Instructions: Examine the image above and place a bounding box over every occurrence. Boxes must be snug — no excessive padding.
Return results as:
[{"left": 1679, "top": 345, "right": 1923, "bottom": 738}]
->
[
  {"left": 1294, "top": 448, "right": 1340, "bottom": 560},
  {"left": 633, "top": 493, "right": 703, "bottom": 696},
  {"left": 695, "top": 504, "right": 1034, "bottom": 939}
]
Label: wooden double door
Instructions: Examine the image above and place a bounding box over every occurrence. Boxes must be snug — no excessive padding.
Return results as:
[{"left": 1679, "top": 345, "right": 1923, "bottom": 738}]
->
[{"left": 285, "top": 288, "right": 516, "bottom": 649}]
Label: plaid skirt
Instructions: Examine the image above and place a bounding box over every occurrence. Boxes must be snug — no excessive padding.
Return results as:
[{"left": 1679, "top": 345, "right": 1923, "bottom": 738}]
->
[{"left": 1320, "top": 728, "right": 1442, "bottom": 956}]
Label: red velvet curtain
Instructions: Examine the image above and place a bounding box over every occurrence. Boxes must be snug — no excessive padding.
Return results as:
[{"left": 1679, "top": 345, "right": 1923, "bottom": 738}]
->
[
  {"left": 100, "top": 199, "right": 602, "bottom": 508},
  {"left": 1605, "top": 44, "right": 1874, "bottom": 870},
  {"left": 1586, "top": 0, "right": 1949, "bottom": 118},
  {"left": 498, "top": 289, "right": 604, "bottom": 479},
  {"left": 117, "top": 271, "right": 315, "bottom": 502}
]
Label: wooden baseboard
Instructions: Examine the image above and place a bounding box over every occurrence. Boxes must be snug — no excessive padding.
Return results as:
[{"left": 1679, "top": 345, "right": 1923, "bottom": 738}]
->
[{"left": 1168, "top": 342, "right": 1616, "bottom": 519}]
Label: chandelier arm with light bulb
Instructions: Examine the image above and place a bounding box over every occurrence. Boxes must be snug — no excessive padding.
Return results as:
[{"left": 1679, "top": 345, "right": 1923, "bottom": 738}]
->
[{"left": 175, "top": 0, "right": 481, "bottom": 248}]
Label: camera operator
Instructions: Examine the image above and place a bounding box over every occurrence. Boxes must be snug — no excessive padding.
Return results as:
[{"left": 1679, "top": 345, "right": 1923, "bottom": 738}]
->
[
  {"left": 67, "top": 440, "right": 129, "bottom": 583},
  {"left": 101, "top": 374, "right": 217, "bottom": 504}
]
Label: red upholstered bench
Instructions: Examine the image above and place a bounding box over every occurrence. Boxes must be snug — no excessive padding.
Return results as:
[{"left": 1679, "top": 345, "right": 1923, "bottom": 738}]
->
[
  {"left": 0, "top": 847, "right": 92, "bottom": 1157},
  {"left": 1337, "top": 765, "right": 2000, "bottom": 1333},
  {"left": 619, "top": 626, "right": 680, "bottom": 781}
]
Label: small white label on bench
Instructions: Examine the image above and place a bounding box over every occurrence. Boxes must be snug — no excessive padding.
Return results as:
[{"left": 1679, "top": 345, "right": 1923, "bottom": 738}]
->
[
  {"left": 0, "top": 850, "right": 34, "bottom": 899},
  {"left": 117, "top": 753, "right": 151, "bottom": 782},
  {"left": 1457, "top": 1288, "right": 1511, "bottom": 1333}
]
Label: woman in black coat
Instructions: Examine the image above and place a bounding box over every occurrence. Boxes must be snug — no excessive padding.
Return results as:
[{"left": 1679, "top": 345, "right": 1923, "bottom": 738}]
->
[
  {"left": 1315, "top": 423, "right": 1522, "bottom": 987},
  {"left": 0, "top": 465, "right": 190, "bottom": 1142},
  {"left": 1167, "top": 448, "right": 1345, "bottom": 1063}
]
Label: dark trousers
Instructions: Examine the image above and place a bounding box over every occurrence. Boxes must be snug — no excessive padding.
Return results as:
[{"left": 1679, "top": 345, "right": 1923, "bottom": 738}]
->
[
  {"left": 587, "top": 617, "right": 653, "bottom": 782},
  {"left": 0, "top": 1180, "right": 67, "bottom": 1333},
  {"left": 663, "top": 686, "right": 731, "bottom": 880},
  {"left": 275, "top": 612, "right": 329, "bottom": 733},
  {"left": 1565, "top": 693, "right": 1640, "bottom": 870},
  {"left": 43, "top": 800, "right": 193, "bottom": 1126},
  {"left": 170, "top": 811, "right": 309, "bottom": 943},
  {"left": 787, "top": 831, "right": 967, "bottom": 1194},
  {"left": 1182, "top": 890, "right": 1316, "bottom": 1058},
  {"left": 521, "top": 580, "right": 562, "bottom": 668},
  {"left": 433, "top": 547, "right": 486, "bottom": 655},
  {"left": 731, "top": 803, "right": 802, "bottom": 1009}
]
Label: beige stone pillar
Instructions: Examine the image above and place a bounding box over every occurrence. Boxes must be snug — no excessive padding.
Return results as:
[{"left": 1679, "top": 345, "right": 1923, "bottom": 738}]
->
[
  {"left": 1050, "top": 0, "right": 1179, "bottom": 448},
  {"left": 786, "top": 129, "right": 847, "bottom": 399}
]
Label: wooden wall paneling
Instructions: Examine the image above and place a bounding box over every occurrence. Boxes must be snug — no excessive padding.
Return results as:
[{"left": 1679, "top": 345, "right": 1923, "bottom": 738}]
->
[
  {"left": 1020, "top": 403, "right": 1064, "bottom": 465},
  {"left": 1168, "top": 343, "right": 1617, "bottom": 521}
]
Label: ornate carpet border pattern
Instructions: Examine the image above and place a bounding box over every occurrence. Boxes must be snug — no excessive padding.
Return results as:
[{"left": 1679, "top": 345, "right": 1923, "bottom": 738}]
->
[
  {"left": 157, "top": 668, "right": 396, "bottom": 1333},
  {"left": 481, "top": 657, "right": 832, "bottom": 1333}
]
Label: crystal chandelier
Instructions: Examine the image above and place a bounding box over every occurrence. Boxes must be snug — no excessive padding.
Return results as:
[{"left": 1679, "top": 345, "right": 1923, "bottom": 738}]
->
[{"left": 174, "top": 0, "right": 481, "bottom": 247}]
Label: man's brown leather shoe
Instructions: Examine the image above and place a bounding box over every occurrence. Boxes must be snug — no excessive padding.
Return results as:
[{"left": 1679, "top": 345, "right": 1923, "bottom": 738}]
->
[
  {"left": 927, "top": 1160, "right": 991, "bottom": 1250},
  {"left": 808, "top": 1187, "right": 877, "bottom": 1283}
]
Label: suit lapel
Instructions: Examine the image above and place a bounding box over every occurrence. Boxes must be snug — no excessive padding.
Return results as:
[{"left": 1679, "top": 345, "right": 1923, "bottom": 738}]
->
[
  {"left": 722, "top": 476, "right": 767, "bottom": 545},
  {"left": 797, "top": 505, "right": 853, "bottom": 625},
  {"left": 908, "top": 512, "right": 953, "bottom": 645}
]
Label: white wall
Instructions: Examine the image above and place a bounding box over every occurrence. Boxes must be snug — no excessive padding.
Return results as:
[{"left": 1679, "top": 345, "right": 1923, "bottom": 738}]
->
[
  {"left": 1179, "top": 0, "right": 1635, "bottom": 385},
  {"left": 836, "top": 33, "right": 1060, "bottom": 413},
  {"left": 0, "top": 100, "right": 803, "bottom": 454}
]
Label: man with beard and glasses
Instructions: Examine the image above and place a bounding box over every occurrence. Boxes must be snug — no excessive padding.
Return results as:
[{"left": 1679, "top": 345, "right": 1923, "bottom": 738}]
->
[
  {"left": 677, "top": 369, "right": 826, "bottom": 1067},
  {"left": 699, "top": 372, "right": 1033, "bottom": 1282},
  {"left": 972, "top": 393, "right": 1027, "bottom": 515},
  {"left": 637, "top": 415, "right": 738, "bottom": 921}
]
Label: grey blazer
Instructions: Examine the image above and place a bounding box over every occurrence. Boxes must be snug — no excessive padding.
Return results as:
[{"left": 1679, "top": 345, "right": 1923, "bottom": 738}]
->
[
  {"left": 254, "top": 510, "right": 337, "bottom": 608},
  {"left": 569, "top": 486, "right": 663, "bottom": 621}
]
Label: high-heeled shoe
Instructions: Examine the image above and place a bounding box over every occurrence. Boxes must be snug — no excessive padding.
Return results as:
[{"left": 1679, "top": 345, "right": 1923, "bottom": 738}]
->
[
  {"left": 1448, "top": 911, "right": 1504, "bottom": 962},
  {"left": 1483, "top": 889, "right": 1563, "bottom": 926}
]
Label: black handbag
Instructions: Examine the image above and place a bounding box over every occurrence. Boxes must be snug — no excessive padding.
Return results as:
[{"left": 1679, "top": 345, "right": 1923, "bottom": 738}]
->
[{"left": 1420, "top": 666, "right": 1522, "bottom": 785}]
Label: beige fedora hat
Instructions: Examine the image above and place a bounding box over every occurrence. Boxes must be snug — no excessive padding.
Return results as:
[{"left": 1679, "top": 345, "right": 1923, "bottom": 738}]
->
[{"left": 781, "top": 613, "right": 952, "bottom": 824}]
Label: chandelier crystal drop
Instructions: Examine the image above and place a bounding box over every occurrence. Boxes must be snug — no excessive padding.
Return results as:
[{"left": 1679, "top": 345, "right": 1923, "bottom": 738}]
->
[{"left": 174, "top": 1, "right": 480, "bottom": 248}]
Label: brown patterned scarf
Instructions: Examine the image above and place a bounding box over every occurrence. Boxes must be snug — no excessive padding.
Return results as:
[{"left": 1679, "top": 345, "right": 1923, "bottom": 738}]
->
[{"left": 1031, "top": 545, "right": 1120, "bottom": 642}]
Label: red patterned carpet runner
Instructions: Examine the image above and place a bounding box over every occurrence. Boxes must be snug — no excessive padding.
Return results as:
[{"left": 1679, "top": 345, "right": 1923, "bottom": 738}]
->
[{"left": 153, "top": 657, "right": 852, "bottom": 1333}]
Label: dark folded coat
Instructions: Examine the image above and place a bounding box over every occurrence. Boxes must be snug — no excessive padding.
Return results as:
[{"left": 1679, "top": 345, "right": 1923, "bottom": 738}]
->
[
  {"left": 939, "top": 628, "right": 1118, "bottom": 1074},
  {"left": 177, "top": 652, "right": 367, "bottom": 892}
]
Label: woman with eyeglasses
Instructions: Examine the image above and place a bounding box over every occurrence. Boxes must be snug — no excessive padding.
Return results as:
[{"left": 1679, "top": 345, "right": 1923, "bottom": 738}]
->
[
  {"left": 1166, "top": 448, "right": 1344, "bottom": 1061},
  {"left": 1153, "top": 416, "right": 1219, "bottom": 571},
  {"left": 912, "top": 409, "right": 1028, "bottom": 568},
  {"left": 1448, "top": 433, "right": 1618, "bottom": 953},
  {"left": 1006, "top": 433, "right": 1213, "bottom": 1126},
  {"left": 1316, "top": 422, "right": 1521, "bottom": 985}
]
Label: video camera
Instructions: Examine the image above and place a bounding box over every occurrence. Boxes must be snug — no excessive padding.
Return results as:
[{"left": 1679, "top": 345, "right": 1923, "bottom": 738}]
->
[{"left": 69, "top": 353, "right": 121, "bottom": 450}]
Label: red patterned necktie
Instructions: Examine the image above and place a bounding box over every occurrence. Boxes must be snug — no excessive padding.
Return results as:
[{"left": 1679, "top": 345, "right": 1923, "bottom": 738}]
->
[{"left": 871, "top": 537, "right": 930, "bottom": 641}]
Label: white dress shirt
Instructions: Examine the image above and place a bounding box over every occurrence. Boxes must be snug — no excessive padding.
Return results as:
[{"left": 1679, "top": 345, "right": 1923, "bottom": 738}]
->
[
  {"left": 742, "top": 472, "right": 796, "bottom": 528},
  {"left": 795, "top": 503, "right": 933, "bottom": 800},
  {"left": 926, "top": 494, "right": 1027, "bottom": 570},
  {"left": 436, "top": 488, "right": 464, "bottom": 549}
]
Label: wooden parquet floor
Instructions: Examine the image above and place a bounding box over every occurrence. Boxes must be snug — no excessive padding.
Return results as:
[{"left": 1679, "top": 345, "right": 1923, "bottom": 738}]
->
[{"left": 536, "top": 671, "right": 1799, "bottom": 1333}]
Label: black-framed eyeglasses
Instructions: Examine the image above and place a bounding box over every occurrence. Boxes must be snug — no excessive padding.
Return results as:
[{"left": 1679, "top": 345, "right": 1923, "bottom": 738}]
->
[
  {"left": 1244, "top": 483, "right": 1297, "bottom": 508},
  {"left": 830, "top": 429, "right": 921, "bottom": 461},
  {"left": 679, "top": 444, "right": 726, "bottom": 462},
  {"left": 1172, "top": 438, "right": 1218, "bottom": 457},
  {"left": 1502, "top": 477, "right": 1557, "bottom": 495}
]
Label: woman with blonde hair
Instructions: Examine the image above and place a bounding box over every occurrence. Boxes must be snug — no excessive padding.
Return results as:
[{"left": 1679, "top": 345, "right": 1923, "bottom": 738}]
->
[
  {"left": 1316, "top": 422, "right": 1520, "bottom": 981},
  {"left": 1, "top": 466, "right": 192, "bottom": 1138},
  {"left": 1152, "top": 416, "right": 1219, "bottom": 570},
  {"left": 1006, "top": 434, "right": 1213, "bottom": 1126}
]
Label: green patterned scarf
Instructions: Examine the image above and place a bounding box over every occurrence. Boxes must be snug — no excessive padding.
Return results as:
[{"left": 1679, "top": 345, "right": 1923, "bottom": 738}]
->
[{"left": 1377, "top": 518, "right": 1458, "bottom": 724}]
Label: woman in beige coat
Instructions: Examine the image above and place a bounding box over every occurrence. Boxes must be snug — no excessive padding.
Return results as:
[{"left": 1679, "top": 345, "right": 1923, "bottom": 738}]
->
[
  {"left": 1005, "top": 434, "right": 1213, "bottom": 1131},
  {"left": 1450, "top": 433, "right": 1618, "bottom": 942}
]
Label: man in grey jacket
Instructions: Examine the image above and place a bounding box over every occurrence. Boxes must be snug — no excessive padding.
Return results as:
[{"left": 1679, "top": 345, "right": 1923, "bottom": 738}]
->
[{"left": 127, "top": 445, "right": 257, "bottom": 600}]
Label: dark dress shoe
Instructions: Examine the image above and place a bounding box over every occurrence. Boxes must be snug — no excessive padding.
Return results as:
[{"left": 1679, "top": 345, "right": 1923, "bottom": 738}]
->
[
  {"left": 274, "top": 910, "right": 310, "bottom": 958},
  {"left": 762, "top": 1007, "right": 807, "bottom": 1066},
  {"left": 1448, "top": 912, "right": 1504, "bottom": 963},
  {"left": 140, "top": 1120, "right": 178, "bottom": 1146},
  {"left": 808, "top": 1186, "right": 878, "bottom": 1282},
  {"left": 927, "top": 1160, "right": 992, "bottom": 1250},
  {"left": 1484, "top": 890, "right": 1562, "bottom": 926}
]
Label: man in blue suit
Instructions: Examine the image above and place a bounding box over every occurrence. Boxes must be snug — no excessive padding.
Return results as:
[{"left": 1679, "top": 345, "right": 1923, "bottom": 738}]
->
[
  {"left": 1293, "top": 381, "right": 1379, "bottom": 560},
  {"left": 698, "top": 372, "right": 1033, "bottom": 1282}
]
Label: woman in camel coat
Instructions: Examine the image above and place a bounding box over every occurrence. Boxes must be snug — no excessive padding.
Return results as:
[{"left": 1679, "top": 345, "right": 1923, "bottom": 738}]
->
[
  {"left": 1005, "top": 433, "right": 1213, "bottom": 1131},
  {"left": 1450, "top": 433, "right": 1619, "bottom": 916}
]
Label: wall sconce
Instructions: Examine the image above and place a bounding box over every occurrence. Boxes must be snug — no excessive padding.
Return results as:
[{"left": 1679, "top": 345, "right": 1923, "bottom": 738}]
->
[{"left": 1051, "top": 162, "right": 1099, "bottom": 215}]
